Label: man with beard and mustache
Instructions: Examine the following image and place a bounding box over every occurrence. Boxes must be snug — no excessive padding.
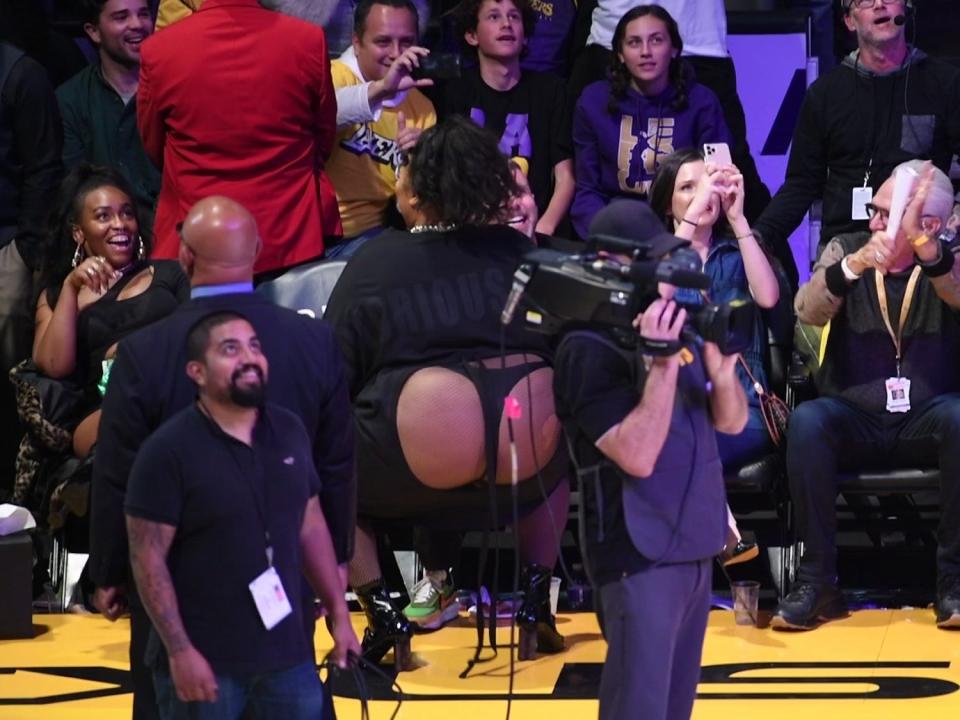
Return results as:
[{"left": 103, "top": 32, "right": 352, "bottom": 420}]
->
[
  {"left": 125, "top": 312, "right": 359, "bottom": 718},
  {"left": 57, "top": 0, "right": 160, "bottom": 242},
  {"left": 89, "top": 195, "right": 354, "bottom": 720}
]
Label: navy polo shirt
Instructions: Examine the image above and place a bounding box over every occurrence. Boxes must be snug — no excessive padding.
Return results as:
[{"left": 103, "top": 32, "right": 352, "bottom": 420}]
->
[{"left": 126, "top": 402, "right": 321, "bottom": 676}]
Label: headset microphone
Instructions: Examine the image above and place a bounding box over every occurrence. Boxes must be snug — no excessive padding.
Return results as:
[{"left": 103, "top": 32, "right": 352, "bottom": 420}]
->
[{"left": 893, "top": 14, "right": 906, "bottom": 26}]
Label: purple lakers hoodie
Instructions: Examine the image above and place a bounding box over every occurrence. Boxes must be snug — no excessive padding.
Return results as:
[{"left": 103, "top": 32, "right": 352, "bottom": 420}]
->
[{"left": 571, "top": 79, "right": 731, "bottom": 239}]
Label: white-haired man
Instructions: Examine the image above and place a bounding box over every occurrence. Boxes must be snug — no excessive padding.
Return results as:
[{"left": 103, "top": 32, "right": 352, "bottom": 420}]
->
[{"left": 774, "top": 161, "right": 960, "bottom": 630}]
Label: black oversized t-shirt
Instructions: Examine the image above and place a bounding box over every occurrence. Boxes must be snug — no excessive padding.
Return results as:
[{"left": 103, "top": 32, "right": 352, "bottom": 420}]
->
[
  {"left": 437, "top": 68, "right": 571, "bottom": 216},
  {"left": 323, "top": 224, "right": 553, "bottom": 399},
  {"left": 125, "top": 403, "right": 321, "bottom": 676}
]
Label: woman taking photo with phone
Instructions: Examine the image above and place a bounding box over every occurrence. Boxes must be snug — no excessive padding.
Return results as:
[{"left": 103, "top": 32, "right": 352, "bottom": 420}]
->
[
  {"left": 650, "top": 147, "right": 785, "bottom": 564},
  {"left": 571, "top": 4, "right": 730, "bottom": 239},
  {"left": 650, "top": 148, "right": 780, "bottom": 468}
]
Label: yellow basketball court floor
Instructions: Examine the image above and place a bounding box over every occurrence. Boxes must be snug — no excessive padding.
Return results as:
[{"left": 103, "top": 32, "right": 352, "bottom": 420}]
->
[{"left": 3, "top": 608, "right": 960, "bottom": 719}]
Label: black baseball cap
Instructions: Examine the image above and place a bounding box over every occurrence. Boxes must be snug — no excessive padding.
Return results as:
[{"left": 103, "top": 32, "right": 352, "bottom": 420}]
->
[{"left": 587, "top": 199, "right": 689, "bottom": 260}]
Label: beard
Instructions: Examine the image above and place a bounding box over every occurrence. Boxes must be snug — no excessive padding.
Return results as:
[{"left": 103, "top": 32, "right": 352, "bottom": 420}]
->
[
  {"left": 229, "top": 364, "right": 267, "bottom": 408},
  {"left": 102, "top": 41, "right": 142, "bottom": 71}
]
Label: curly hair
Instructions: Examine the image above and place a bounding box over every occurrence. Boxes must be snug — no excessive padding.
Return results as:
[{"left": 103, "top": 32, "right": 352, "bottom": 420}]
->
[
  {"left": 406, "top": 116, "right": 518, "bottom": 227},
  {"left": 453, "top": 0, "right": 537, "bottom": 56},
  {"left": 607, "top": 5, "right": 688, "bottom": 116},
  {"left": 649, "top": 147, "right": 732, "bottom": 239},
  {"left": 42, "top": 164, "right": 145, "bottom": 307}
]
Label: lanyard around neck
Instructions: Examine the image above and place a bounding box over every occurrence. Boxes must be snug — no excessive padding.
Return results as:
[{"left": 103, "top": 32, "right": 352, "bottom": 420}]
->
[
  {"left": 196, "top": 401, "right": 274, "bottom": 566},
  {"left": 874, "top": 265, "right": 922, "bottom": 377}
]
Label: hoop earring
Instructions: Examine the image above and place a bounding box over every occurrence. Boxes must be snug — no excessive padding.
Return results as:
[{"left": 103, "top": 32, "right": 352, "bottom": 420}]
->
[
  {"left": 137, "top": 234, "right": 145, "bottom": 261},
  {"left": 71, "top": 244, "right": 84, "bottom": 268}
]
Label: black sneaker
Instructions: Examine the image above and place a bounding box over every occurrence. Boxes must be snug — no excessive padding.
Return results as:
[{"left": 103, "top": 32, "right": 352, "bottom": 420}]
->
[
  {"left": 936, "top": 575, "right": 960, "bottom": 629},
  {"left": 771, "top": 583, "right": 848, "bottom": 630}
]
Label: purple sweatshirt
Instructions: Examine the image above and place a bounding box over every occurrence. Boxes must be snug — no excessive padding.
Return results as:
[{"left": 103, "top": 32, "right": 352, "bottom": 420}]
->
[{"left": 571, "top": 79, "right": 731, "bottom": 239}]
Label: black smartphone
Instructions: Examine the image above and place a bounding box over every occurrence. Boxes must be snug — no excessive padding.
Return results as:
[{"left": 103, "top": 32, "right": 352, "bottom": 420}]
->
[{"left": 412, "top": 53, "right": 461, "bottom": 81}]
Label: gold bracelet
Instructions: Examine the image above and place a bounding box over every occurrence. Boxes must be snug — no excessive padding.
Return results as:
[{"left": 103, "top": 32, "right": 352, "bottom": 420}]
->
[{"left": 910, "top": 234, "right": 931, "bottom": 249}]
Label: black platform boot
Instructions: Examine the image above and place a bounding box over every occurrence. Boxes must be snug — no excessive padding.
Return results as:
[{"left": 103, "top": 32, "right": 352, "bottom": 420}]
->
[
  {"left": 516, "top": 563, "right": 565, "bottom": 660},
  {"left": 355, "top": 579, "right": 414, "bottom": 670}
]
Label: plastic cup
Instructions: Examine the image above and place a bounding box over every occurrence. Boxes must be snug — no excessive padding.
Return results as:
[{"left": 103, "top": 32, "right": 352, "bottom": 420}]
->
[
  {"left": 549, "top": 576, "right": 561, "bottom": 615},
  {"left": 731, "top": 580, "right": 760, "bottom": 626}
]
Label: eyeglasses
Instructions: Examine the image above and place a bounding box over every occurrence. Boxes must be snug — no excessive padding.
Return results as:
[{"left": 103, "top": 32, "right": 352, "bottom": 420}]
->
[
  {"left": 864, "top": 203, "right": 890, "bottom": 222},
  {"left": 848, "top": 0, "right": 900, "bottom": 10}
]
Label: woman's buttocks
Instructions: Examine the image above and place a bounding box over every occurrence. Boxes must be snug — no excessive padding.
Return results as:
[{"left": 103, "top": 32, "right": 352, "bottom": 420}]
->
[{"left": 395, "top": 353, "right": 560, "bottom": 489}]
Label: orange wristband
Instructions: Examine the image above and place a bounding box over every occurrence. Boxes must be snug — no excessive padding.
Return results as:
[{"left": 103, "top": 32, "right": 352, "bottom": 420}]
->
[{"left": 911, "top": 234, "right": 931, "bottom": 249}]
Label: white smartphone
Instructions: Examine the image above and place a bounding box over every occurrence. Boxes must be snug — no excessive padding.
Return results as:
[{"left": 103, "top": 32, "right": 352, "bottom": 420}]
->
[{"left": 703, "top": 142, "right": 732, "bottom": 166}]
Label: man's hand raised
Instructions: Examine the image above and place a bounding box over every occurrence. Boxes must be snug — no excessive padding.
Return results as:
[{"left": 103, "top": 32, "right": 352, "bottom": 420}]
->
[
  {"left": 369, "top": 47, "right": 434, "bottom": 106},
  {"left": 847, "top": 231, "right": 898, "bottom": 276},
  {"left": 902, "top": 162, "right": 942, "bottom": 264}
]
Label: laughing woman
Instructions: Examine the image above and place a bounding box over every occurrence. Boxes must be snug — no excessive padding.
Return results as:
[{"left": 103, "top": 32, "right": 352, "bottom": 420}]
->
[
  {"left": 571, "top": 4, "right": 730, "bottom": 239},
  {"left": 33, "top": 164, "right": 188, "bottom": 457}
]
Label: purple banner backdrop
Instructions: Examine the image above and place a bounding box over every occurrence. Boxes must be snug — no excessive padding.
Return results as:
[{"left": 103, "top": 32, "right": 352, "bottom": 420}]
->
[{"left": 728, "top": 32, "right": 813, "bottom": 281}]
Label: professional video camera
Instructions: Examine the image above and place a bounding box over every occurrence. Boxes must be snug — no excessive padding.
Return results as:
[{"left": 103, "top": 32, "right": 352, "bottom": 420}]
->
[{"left": 501, "top": 232, "right": 755, "bottom": 356}]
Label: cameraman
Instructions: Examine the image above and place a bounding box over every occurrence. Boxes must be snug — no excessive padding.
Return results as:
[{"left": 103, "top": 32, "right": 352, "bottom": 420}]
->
[{"left": 553, "top": 200, "right": 746, "bottom": 720}]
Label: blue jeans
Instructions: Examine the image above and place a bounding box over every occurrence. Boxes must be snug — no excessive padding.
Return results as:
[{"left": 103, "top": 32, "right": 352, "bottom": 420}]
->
[
  {"left": 153, "top": 661, "right": 326, "bottom": 720},
  {"left": 717, "top": 422, "right": 772, "bottom": 471},
  {"left": 786, "top": 394, "right": 960, "bottom": 584}
]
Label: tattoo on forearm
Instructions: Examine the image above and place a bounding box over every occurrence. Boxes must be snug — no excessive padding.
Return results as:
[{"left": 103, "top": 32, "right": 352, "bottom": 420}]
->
[{"left": 127, "top": 517, "right": 191, "bottom": 654}]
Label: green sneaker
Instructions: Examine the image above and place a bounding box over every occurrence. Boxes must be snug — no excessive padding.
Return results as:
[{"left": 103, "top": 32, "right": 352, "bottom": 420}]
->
[{"left": 403, "top": 574, "right": 459, "bottom": 630}]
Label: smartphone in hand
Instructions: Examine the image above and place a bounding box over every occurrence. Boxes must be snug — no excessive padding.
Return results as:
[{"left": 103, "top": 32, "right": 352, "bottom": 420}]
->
[
  {"left": 412, "top": 53, "right": 462, "bottom": 81},
  {"left": 703, "top": 142, "right": 732, "bottom": 166}
]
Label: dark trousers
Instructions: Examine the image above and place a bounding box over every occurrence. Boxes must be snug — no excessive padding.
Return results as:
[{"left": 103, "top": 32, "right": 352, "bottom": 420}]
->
[
  {"left": 0, "top": 240, "right": 33, "bottom": 494},
  {"left": 598, "top": 558, "right": 711, "bottom": 720},
  {"left": 718, "top": 423, "right": 772, "bottom": 471},
  {"left": 131, "top": 604, "right": 161, "bottom": 720},
  {"left": 786, "top": 394, "right": 960, "bottom": 585}
]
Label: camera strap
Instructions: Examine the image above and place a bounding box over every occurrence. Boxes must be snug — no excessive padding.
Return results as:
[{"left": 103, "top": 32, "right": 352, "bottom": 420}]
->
[{"left": 637, "top": 336, "right": 686, "bottom": 356}]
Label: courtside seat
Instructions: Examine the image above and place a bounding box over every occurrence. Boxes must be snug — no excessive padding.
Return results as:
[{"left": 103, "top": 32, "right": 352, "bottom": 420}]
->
[
  {"left": 787, "top": 360, "right": 941, "bottom": 497},
  {"left": 838, "top": 468, "right": 940, "bottom": 494},
  {"left": 785, "top": 358, "right": 942, "bottom": 584},
  {"left": 724, "top": 323, "right": 790, "bottom": 498},
  {"left": 256, "top": 259, "right": 347, "bottom": 317},
  {"left": 722, "top": 326, "right": 793, "bottom": 594}
]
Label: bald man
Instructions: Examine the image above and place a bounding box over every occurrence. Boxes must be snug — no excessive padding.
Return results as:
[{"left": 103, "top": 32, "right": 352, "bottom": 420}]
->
[{"left": 89, "top": 196, "right": 354, "bottom": 720}]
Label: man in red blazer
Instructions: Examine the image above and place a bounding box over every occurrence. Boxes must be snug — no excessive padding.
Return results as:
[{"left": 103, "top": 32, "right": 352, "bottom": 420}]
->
[{"left": 138, "top": 0, "right": 341, "bottom": 276}]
